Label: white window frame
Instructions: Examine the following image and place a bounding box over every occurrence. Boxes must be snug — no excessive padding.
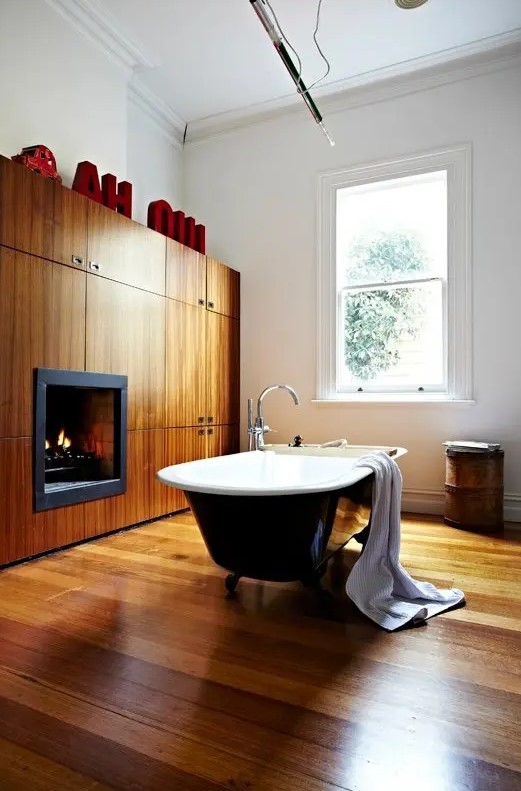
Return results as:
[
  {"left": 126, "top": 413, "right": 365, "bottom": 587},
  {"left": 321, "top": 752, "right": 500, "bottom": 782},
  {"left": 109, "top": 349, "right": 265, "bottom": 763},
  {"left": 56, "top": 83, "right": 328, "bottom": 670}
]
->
[{"left": 316, "top": 145, "right": 472, "bottom": 403}]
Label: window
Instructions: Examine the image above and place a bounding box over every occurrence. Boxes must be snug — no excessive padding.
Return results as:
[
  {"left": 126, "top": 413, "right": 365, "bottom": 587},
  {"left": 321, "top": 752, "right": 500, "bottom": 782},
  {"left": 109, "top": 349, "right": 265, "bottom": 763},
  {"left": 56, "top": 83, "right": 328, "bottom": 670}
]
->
[{"left": 317, "top": 146, "right": 472, "bottom": 401}]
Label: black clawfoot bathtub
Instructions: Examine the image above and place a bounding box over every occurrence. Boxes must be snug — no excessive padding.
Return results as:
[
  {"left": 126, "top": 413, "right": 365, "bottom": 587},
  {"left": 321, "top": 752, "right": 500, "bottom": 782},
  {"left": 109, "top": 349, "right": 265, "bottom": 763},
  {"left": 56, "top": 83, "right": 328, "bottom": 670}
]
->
[{"left": 157, "top": 448, "right": 404, "bottom": 594}]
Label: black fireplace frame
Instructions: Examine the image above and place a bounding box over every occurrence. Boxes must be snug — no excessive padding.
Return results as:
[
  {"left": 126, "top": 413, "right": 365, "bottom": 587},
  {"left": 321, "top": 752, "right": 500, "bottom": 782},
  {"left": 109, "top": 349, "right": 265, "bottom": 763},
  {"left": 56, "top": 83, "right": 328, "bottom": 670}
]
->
[{"left": 34, "top": 368, "right": 128, "bottom": 511}]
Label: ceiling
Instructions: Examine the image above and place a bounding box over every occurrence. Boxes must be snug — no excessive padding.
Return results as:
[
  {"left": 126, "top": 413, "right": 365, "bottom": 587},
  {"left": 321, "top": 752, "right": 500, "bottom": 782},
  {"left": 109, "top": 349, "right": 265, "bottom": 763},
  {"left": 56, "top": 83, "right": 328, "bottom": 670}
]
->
[{"left": 99, "top": 0, "right": 521, "bottom": 125}]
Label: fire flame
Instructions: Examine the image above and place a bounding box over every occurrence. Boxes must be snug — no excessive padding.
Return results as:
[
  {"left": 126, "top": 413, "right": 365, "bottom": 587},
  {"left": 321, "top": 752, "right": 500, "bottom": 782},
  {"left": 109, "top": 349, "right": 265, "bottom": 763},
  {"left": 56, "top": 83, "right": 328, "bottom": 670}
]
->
[{"left": 50, "top": 429, "right": 72, "bottom": 450}]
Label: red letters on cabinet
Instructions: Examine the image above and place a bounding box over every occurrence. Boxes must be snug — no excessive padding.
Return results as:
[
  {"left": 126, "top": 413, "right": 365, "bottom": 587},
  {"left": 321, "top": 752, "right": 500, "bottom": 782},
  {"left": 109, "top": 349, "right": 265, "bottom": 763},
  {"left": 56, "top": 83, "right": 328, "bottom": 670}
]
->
[{"left": 73, "top": 161, "right": 205, "bottom": 253}]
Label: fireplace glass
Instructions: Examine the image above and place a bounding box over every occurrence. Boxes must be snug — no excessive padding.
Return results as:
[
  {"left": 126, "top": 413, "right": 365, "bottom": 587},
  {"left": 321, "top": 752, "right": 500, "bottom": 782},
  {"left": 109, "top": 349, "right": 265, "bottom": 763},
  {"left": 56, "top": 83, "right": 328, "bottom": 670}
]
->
[{"left": 34, "top": 369, "right": 127, "bottom": 511}]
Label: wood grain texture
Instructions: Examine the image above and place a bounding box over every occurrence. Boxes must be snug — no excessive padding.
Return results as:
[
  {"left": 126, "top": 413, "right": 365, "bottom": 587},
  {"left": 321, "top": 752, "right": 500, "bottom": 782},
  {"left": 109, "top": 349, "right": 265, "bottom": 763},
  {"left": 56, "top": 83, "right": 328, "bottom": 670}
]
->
[
  {"left": 0, "top": 515, "right": 519, "bottom": 790},
  {"left": 206, "top": 312, "right": 240, "bottom": 425},
  {"left": 0, "top": 248, "right": 86, "bottom": 438},
  {"left": 163, "top": 427, "right": 208, "bottom": 513},
  {"left": 207, "top": 424, "right": 240, "bottom": 458},
  {"left": 0, "top": 438, "right": 85, "bottom": 566},
  {"left": 84, "top": 430, "right": 167, "bottom": 539},
  {"left": 166, "top": 299, "right": 206, "bottom": 428},
  {"left": 86, "top": 275, "right": 165, "bottom": 430},
  {"left": 87, "top": 201, "right": 166, "bottom": 295},
  {"left": 166, "top": 238, "right": 206, "bottom": 307},
  {"left": 445, "top": 450, "right": 504, "bottom": 531},
  {"left": 0, "top": 156, "right": 88, "bottom": 268},
  {"left": 206, "top": 256, "right": 240, "bottom": 319}
]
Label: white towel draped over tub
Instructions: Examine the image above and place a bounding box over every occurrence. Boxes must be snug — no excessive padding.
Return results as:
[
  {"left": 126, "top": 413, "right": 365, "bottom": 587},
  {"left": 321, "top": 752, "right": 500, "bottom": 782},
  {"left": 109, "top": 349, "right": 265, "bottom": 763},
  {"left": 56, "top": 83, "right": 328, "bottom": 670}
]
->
[{"left": 346, "top": 452, "right": 465, "bottom": 631}]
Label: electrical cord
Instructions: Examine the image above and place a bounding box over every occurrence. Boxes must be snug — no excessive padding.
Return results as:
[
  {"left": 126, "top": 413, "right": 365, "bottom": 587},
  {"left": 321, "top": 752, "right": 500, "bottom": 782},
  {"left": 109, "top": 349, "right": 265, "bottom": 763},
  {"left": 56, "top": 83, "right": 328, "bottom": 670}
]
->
[{"left": 262, "top": 0, "right": 331, "bottom": 94}]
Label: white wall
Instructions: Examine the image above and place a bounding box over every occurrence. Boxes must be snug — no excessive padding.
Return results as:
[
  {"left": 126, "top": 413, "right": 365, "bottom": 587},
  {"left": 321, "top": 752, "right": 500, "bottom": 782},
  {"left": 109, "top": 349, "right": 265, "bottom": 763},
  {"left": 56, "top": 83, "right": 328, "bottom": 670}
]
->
[
  {"left": 0, "top": 0, "right": 128, "bottom": 185},
  {"left": 184, "top": 63, "right": 521, "bottom": 517},
  {"left": 126, "top": 98, "right": 184, "bottom": 226},
  {"left": 0, "top": 0, "right": 183, "bottom": 219}
]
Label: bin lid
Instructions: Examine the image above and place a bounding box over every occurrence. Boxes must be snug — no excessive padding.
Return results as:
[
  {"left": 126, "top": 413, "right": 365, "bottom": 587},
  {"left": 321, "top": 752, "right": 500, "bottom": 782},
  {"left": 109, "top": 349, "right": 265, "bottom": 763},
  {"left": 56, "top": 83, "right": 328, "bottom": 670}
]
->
[{"left": 443, "top": 440, "right": 502, "bottom": 453}]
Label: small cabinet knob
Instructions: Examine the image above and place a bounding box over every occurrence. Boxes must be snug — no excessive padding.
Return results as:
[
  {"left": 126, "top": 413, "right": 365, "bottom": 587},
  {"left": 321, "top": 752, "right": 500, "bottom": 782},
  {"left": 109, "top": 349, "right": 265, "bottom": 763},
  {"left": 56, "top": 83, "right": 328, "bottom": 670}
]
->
[
  {"left": 198, "top": 298, "right": 205, "bottom": 306},
  {"left": 207, "top": 428, "right": 214, "bottom": 435},
  {"left": 198, "top": 416, "right": 204, "bottom": 423},
  {"left": 198, "top": 429, "right": 205, "bottom": 436},
  {"left": 207, "top": 416, "right": 214, "bottom": 423},
  {"left": 89, "top": 261, "right": 101, "bottom": 271},
  {"left": 71, "top": 254, "right": 84, "bottom": 267},
  {"left": 208, "top": 301, "right": 215, "bottom": 309}
]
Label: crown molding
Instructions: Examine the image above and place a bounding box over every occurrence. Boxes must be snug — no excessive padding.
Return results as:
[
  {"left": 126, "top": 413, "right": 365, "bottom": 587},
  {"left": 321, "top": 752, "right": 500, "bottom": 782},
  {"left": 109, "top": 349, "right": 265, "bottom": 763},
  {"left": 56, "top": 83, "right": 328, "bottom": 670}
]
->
[
  {"left": 43, "top": 0, "right": 157, "bottom": 74},
  {"left": 186, "top": 29, "right": 521, "bottom": 145},
  {"left": 128, "top": 81, "right": 186, "bottom": 150}
]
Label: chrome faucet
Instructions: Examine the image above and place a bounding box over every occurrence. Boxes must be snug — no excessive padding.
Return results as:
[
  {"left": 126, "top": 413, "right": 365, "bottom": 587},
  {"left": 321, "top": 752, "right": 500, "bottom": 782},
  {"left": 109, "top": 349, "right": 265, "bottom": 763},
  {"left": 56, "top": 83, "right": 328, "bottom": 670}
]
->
[{"left": 247, "top": 384, "right": 300, "bottom": 451}]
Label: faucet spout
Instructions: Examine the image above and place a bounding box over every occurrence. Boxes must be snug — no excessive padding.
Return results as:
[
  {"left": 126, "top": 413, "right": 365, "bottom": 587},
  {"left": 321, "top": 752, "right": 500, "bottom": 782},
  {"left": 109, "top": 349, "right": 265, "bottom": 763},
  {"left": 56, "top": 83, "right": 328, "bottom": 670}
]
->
[{"left": 257, "top": 384, "right": 300, "bottom": 422}]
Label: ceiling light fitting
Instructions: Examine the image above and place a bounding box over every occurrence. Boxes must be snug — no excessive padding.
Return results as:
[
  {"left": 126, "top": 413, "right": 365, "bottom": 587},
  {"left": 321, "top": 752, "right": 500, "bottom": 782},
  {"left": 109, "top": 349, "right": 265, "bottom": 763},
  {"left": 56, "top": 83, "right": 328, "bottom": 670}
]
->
[
  {"left": 250, "top": 0, "right": 334, "bottom": 145},
  {"left": 395, "top": 0, "right": 429, "bottom": 8}
]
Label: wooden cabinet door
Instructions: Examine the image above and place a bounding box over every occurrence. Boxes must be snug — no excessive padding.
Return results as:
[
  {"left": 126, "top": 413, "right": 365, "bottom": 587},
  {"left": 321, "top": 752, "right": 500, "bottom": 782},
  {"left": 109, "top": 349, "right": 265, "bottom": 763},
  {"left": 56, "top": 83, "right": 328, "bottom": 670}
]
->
[
  {"left": 165, "top": 300, "right": 206, "bottom": 428},
  {"left": 0, "top": 248, "right": 86, "bottom": 438},
  {"left": 163, "top": 427, "right": 207, "bottom": 512},
  {"left": 166, "top": 239, "right": 206, "bottom": 307},
  {"left": 84, "top": 429, "right": 165, "bottom": 538},
  {"left": 87, "top": 201, "right": 166, "bottom": 294},
  {"left": 206, "top": 256, "right": 240, "bottom": 319},
  {"left": 86, "top": 276, "right": 165, "bottom": 430},
  {"left": 0, "top": 156, "right": 88, "bottom": 268},
  {"left": 206, "top": 425, "right": 240, "bottom": 458},
  {"left": 206, "top": 312, "right": 240, "bottom": 426},
  {"left": 0, "top": 438, "right": 85, "bottom": 566}
]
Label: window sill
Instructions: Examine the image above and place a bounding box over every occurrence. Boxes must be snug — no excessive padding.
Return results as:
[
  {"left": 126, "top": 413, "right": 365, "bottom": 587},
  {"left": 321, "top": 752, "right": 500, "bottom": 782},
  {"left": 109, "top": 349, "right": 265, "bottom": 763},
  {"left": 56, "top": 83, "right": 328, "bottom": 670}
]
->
[{"left": 312, "top": 396, "right": 475, "bottom": 406}]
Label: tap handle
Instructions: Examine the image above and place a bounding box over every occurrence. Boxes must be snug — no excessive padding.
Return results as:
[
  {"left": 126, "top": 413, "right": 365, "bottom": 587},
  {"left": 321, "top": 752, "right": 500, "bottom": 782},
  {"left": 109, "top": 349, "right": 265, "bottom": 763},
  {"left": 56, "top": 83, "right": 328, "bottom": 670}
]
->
[{"left": 247, "top": 398, "right": 253, "bottom": 428}]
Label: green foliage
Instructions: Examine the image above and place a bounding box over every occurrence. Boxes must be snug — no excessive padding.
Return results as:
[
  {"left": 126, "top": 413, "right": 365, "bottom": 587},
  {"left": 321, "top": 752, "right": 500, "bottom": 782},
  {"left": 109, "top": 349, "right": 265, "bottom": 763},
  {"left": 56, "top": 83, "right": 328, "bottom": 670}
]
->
[{"left": 344, "top": 231, "right": 427, "bottom": 381}]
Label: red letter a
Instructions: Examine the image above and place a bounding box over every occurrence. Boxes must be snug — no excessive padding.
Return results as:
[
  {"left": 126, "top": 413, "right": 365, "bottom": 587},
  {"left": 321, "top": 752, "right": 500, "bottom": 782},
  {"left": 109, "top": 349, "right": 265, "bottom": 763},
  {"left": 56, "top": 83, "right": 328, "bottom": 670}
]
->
[{"left": 72, "top": 161, "right": 102, "bottom": 203}]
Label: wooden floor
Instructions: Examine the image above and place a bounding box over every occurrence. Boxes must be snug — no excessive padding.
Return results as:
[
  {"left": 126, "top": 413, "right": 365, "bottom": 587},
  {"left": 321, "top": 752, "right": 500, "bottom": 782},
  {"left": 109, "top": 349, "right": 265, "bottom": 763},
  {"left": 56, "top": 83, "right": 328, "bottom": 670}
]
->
[{"left": 0, "top": 511, "right": 520, "bottom": 791}]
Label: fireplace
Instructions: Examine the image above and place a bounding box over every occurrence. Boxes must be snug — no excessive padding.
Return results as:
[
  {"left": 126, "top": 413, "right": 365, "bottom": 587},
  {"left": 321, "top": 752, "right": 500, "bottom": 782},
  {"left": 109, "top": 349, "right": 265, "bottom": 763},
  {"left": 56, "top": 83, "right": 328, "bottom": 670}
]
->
[{"left": 34, "top": 368, "right": 127, "bottom": 511}]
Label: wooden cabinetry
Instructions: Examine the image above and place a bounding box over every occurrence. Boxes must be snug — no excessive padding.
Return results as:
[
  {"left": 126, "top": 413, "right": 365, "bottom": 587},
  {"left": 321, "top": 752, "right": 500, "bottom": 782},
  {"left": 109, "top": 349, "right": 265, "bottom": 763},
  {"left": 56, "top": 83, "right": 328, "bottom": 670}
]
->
[
  {"left": 0, "top": 438, "right": 85, "bottom": 566},
  {"left": 0, "top": 248, "right": 86, "bottom": 438},
  {"left": 84, "top": 429, "right": 165, "bottom": 538},
  {"left": 87, "top": 201, "right": 166, "bottom": 294},
  {"left": 166, "top": 302, "right": 240, "bottom": 428},
  {"left": 166, "top": 299, "right": 206, "bottom": 427},
  {"left": 206, "top": 256, "right": 240, "bottom": 319},
  {"left": 86, "top": 275, "right": 166, "bottom": 430},
  {"left": 166, "top": 239, "right": 206, "bottom": 307},
  {"left": 0, "top": 156, "right": 88, "bottom": 269},
  {"left": 0, "top": 158, "right": 240, "bottom": 567},
  {"left": 206, "top": 311, "right": 240, "bottom": 426}
]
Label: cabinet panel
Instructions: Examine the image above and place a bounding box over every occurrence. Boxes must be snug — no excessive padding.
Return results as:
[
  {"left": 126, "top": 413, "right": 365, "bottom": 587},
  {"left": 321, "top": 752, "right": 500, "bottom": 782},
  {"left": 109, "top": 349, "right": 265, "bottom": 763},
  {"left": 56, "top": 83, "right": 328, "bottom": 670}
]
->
[
  {"left": 165, "top": 300, "right": 206, "bottom": 427},
  {"left": 163, "top": 427, "right": 207, "bottom": 512},
  {"left": 0, "top": 438, "right": 84, "bottom": 566},
  {"left": 84, "top": 429, "right": 165, "bottom": 538},
  {"left": 207, "top": 424, "right": 240, "bottom": 458},
  {"left": 206, "top": 312, "right": 240, "bottom": 426},
  {"left": 86, "top": 276, "right": 165, "bottom": 430},
  {"left": 166, "top": 239, "right": 206, "bottom": 307},
  {"left": 0, "top": 156, "right": 88, "bottom": 268},
  {"left": 87, "top": 201, "right": 166, "bottom": 294},
  {"left": 0, "top": 249, "right": 86, "bottom": 438},
  {"left": 206, "top": 256, "right": 240, "bottom": 319}
]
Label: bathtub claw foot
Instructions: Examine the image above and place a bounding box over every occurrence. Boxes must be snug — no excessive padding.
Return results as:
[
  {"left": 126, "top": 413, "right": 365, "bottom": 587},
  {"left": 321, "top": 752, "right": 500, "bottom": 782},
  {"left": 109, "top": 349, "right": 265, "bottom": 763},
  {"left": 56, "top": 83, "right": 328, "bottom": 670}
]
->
[{"left": 225, "top": 573, "right": 241, "bottom": 595}]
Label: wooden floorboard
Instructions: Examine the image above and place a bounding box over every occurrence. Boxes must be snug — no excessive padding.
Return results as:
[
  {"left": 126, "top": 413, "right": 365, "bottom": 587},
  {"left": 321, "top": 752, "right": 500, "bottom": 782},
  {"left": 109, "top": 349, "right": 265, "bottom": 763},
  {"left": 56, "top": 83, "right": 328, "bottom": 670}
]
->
[{"left": 0, "top": 513, "right": 520, "bottom": 790}]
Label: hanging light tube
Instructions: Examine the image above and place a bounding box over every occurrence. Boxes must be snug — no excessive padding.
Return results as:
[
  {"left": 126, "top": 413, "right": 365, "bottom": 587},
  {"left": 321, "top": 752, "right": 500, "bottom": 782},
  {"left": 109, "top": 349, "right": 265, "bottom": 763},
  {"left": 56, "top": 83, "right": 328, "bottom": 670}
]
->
[{"left": 250, "top": 0, "right": 334, "bottom": 145}]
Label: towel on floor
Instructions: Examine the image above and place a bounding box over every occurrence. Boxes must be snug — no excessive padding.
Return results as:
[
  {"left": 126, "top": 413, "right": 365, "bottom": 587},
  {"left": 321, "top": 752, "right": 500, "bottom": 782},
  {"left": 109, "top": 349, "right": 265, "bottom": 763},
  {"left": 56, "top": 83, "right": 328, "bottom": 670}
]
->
[{"left": 346, "top": 451, "right": 465, "bottom": 631}]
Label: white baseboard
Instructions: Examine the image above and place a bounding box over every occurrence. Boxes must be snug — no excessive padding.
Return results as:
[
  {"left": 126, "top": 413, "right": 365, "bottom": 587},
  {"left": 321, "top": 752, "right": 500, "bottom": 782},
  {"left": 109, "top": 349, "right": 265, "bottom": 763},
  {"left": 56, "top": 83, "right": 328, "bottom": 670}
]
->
[{"left": 402, "top": 489, "right": 521, "bottom": 527}]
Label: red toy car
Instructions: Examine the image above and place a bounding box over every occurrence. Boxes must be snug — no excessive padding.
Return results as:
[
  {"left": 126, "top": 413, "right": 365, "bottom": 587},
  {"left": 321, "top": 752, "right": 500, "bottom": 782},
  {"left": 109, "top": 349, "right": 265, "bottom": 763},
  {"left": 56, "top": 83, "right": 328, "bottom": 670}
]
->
[{"left": 11, "top": 145, "right": 62, "bottom": 183}]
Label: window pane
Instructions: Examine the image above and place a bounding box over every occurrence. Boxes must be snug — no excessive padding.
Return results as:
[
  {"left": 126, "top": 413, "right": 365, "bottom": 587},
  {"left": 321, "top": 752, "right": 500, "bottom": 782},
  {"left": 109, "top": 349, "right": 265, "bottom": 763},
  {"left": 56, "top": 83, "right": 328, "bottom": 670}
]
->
[
  {"left": 340, "top": 280, "right": 444, "bottom": 390},
  {"left": 337, "top": 171, "right": 447, "bottom": 288}
]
